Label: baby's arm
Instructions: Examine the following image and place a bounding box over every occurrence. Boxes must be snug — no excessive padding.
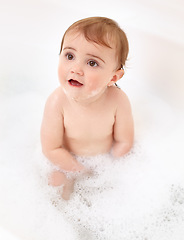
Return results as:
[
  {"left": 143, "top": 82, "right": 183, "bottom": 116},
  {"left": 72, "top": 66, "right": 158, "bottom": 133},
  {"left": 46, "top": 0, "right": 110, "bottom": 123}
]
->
[
  {"left": 40, "top": 90, "right": 85, "bottom": 172},
  {"left": 112, "top": 90, "right": 134, "bottom": 157}
]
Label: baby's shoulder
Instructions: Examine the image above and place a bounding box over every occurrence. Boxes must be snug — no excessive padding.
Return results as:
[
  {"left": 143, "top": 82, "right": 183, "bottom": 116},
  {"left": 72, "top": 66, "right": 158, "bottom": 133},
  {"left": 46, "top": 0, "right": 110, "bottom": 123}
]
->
[
  {"left": 45, "top": 86, "right": 66, "bottom": 112},
  {"left": 48, "top": 86, "right": 66, "bottom": 101},
  {"left": 108, "top": 86, "right": 130, "bottom": 104}
]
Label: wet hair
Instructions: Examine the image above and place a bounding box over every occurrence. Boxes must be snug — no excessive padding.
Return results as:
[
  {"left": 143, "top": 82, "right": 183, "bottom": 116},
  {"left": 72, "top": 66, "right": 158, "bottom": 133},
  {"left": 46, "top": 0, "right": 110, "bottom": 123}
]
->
[{"left": 59, "top": 17, "right": 129, "bottom": 69}]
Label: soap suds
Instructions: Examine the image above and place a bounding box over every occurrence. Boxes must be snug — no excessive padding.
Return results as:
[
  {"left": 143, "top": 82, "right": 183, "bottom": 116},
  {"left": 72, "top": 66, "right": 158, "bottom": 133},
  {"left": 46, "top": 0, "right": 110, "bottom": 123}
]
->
[{"left": 0, "top": 91, "right": 184, "bottom": 240}]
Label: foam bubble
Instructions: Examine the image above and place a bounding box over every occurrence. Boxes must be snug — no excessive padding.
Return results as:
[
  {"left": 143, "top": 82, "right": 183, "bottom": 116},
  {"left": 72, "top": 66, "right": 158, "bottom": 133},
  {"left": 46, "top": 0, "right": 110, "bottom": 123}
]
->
[{"left": 0, "top": 91, "right": 184, "bottom": 240}]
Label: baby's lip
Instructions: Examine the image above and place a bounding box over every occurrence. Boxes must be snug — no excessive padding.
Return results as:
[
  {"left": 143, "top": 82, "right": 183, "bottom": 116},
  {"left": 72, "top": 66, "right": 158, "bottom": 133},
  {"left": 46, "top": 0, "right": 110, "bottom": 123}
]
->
[{"left": 68, "top": 79, "right": 83, "bottom": 87}]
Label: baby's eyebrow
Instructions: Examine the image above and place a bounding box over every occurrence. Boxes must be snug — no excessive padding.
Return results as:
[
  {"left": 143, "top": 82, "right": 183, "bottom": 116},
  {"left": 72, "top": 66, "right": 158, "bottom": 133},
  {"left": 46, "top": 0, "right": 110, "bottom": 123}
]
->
[
  {"left": 63, "top": 47, "right": 76, "bottom": 51},
  {"left": 86, "top": 54, "right": 105, "bottom": 64}
]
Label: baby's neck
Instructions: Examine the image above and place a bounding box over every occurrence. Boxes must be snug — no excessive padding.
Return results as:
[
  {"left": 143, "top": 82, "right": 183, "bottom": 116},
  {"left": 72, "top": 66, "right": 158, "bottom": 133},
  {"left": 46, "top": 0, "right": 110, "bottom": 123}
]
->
[{"left": 69, "top": 88, "right": 109, "bottom": 108}]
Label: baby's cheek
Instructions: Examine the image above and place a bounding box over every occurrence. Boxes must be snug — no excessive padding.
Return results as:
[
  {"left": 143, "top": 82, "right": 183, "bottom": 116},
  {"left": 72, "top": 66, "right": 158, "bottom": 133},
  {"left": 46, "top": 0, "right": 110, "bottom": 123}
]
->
[
  {"left": 58, "top": 65, "right": 65, "bottom": 82},
  {"left": 58, "top": 62, "right": 62, "bottom": 73},
  {"left": 57, "top": 65, "right": 61, "bottom": 78},
  {"left": 88, "top": 78, "right": 100, "bottom": 90},
  {"left": 87, "top": 83, "right": 99, "bottom": 93},
  {"left": 86, "top": 84, "right": 106, "bottom": 98}
]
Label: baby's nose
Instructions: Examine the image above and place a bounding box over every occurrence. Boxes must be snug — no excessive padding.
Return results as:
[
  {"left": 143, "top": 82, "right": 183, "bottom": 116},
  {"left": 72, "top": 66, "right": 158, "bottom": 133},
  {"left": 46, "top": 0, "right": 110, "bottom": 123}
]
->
[{"left": 71, "top": 63, "right": 84, "bottom": 76}]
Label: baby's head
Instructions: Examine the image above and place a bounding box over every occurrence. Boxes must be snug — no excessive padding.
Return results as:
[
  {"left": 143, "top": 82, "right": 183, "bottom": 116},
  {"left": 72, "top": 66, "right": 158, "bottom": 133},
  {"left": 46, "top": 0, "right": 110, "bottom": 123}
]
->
[{"left": 59, "top": 17, "right": 129, "bottom": 70}]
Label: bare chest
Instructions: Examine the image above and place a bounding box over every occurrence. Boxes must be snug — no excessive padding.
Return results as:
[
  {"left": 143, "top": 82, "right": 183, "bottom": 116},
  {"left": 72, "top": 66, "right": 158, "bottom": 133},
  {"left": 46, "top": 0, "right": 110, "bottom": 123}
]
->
[{"left": 63, "top": 106, "right": 115, "bottom": 141}]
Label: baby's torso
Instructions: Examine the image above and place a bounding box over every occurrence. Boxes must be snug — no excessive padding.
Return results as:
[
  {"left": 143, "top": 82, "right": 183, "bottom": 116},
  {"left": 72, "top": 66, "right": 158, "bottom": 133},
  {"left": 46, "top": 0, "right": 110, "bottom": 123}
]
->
[
  {"left": 61, "top": 89, "right": 118, "bottom": 156},
  {"left": 63, "top": 104, "right": 115, "bottom": 156}
]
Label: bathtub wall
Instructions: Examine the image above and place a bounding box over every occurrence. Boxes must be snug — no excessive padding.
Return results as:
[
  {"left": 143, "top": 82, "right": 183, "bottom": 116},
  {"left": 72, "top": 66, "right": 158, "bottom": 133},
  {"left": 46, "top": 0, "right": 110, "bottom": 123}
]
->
[
  {"left": 126, "top": 28, "right": 184, "bottom": 110},
  {"left": 1, "top": 0, "right": 184, "bottom": 109}
]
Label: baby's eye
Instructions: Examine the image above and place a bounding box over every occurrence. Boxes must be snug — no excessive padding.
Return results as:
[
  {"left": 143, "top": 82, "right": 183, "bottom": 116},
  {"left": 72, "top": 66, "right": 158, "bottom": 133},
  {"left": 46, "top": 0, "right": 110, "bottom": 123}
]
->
[
  {"left": 66, "top": 53, "right": 74, "bottom": 60},
  {"left": 88, "top": 60, "right": 98, "bottom": 67}
]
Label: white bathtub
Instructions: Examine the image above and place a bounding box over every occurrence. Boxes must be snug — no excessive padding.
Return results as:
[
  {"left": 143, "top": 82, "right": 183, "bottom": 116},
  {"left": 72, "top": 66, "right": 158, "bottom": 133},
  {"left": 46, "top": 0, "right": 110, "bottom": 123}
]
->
[
  {"left": 0, "top": 226, "right": 20, "bottom": 240},
  {"left": 1, "top": 0, "right": 184, "bottom": 239}
]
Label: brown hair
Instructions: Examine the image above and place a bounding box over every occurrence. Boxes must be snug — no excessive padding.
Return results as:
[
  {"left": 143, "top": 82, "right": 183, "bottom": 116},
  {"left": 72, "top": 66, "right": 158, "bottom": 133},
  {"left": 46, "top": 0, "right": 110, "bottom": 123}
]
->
[{"left": 59, "top": 17, "right": 129, "bottom": 69}]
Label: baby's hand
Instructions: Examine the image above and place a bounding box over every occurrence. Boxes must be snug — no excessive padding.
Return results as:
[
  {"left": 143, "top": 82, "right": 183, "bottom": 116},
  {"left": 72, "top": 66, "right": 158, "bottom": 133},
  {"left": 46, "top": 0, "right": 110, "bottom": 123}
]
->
[
  {"left": 84, "top": 168, "right": 94, "bottom": 176},
  {"left": 68, "top": 166, "right": 93, "bottom": 181},
  {"left": 79, "top": 167, "right": 94, "bottom": 181},
  {"left": 71, "top": 160, "right": 86, "bottom": 172}
]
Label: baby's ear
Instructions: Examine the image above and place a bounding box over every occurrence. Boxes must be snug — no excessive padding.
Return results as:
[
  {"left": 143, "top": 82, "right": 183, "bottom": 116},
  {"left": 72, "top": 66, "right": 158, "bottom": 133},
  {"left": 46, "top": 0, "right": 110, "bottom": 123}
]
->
[{"left": 107, "top": 69, "right": 124, "bottom": 87}]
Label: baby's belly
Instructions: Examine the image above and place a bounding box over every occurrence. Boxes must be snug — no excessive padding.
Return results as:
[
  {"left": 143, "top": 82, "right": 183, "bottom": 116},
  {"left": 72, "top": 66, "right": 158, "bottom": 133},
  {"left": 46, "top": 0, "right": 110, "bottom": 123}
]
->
[{"left": 63, "top": 135, "right": 113, "bottom": 156}]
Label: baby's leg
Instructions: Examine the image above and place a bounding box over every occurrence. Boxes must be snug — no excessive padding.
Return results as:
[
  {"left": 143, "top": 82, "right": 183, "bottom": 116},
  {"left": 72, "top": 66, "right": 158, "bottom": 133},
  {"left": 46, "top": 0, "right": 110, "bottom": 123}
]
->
[{"left": 49, "top": 171, "right": 75, "bottom": 200}]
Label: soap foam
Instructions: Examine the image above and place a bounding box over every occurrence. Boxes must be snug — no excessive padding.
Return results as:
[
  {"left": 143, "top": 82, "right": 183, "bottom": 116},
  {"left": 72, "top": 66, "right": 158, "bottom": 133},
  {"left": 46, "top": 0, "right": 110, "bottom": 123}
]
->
[{"left": 0, "top": 91, "right": 184, "bottom": 240}]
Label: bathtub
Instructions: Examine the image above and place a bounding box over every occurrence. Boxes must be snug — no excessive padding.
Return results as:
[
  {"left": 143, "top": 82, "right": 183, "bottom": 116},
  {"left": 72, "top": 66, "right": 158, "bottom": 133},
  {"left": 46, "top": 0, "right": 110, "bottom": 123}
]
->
[{"left": 0, "top": 0, "right": 184, "bottom": 239}]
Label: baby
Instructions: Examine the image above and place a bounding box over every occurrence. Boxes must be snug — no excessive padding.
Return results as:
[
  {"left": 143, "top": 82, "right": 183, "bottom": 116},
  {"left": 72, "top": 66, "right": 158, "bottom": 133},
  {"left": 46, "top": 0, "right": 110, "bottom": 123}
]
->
[{"left": 40, "top": 17, "right": 134, "bottom": 200}]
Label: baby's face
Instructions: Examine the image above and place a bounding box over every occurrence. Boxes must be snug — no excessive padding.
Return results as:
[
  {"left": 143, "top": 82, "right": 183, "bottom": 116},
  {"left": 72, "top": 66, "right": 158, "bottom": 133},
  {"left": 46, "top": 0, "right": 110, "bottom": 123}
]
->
[{"left": 58, "top": 32, "right": 118, "bottom": 103}]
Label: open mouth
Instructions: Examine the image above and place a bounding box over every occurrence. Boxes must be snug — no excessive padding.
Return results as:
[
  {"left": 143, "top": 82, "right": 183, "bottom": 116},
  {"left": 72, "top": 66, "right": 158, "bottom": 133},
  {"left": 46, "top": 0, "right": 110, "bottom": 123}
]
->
[{"left": 68, "top": 79, "right": 83, "bottom": 87}]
